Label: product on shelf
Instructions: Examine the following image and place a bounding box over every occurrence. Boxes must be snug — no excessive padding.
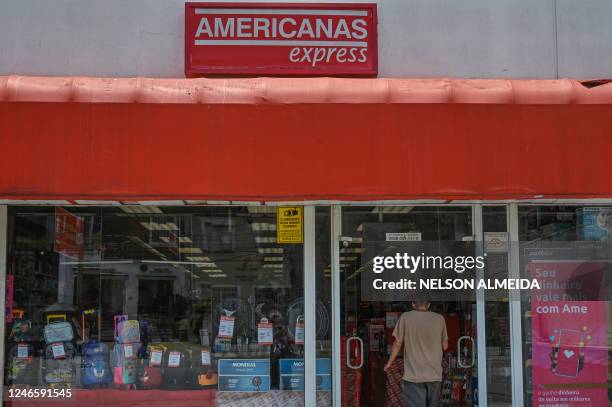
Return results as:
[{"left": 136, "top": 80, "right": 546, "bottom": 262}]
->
[
  {"left": 42, "top": 321, "right": 76, "bottom": 387},
  {"left": 112, "top": 317, "right": 142, "bottom": 388}
]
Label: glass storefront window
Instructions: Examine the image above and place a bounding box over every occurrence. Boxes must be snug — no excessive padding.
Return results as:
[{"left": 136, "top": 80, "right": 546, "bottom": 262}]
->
[
  {"left": 519, "top": 206, "right": 612, "bottom": 407},
  {"left": 4, "top": 206, "right": 311, "bottom": 406}
]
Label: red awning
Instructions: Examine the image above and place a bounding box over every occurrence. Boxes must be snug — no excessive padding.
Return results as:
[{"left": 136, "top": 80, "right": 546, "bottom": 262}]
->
[{"left": 1, "top": 76, "right": 612, "bottom": 202}]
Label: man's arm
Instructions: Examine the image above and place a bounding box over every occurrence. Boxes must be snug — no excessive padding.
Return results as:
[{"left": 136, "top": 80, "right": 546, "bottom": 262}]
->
[
  {"left": 384, "top": 340, "right": 402, "bottom": 372},
  {"left": 442, "top": 339, "right": 448, "bottom": 351}
]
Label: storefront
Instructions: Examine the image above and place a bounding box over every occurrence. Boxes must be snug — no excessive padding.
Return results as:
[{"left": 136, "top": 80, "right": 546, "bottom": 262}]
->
[{"left": 2, "top": 2, "right": 612, "bottom": 406}]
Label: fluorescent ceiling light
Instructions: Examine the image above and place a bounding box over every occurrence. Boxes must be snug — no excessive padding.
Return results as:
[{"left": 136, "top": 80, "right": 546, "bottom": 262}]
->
[
  {"left": 178, "top": 247, "right": 203, "bottom": 254},
  {"left": 255, "top": 236, "right": 276, "bottom": 243},
  {"left": 251, "top": 222, "right": 277, "bottom": 232},
  {"left": 202, "top": 269, "right": 223, "bottom": 273},
  {"left": 340, "top": 248, "right": 364, "bottom": 253},
  {"left": 140, "top": 222, "right": 179, "bottom": 231},
  {"left": 371, "top": 206, "right": 414, "bottom": 214},
  {"left": 247, "top": 207, "right": 276, "bottom": 214},
  {"left": 264, "top": 256, "right": 283, "bottom": 262},
  {"left": 196, "top": 262, "right": 218, "bottom": 268},
  {"left": 258, "top": 248, "right": 283, "bottom": 254},
  {"left": 340, "top": 256, "right": 358, "bottom": 261},
  {"left": 263, "top": 264, "right": 283, "bottom": 269},
  {"left": 121, "top": 206, "right": 163, "bottom": 214},
  {"left": 160, "top": 236, "right": 192, "bottom": 243},
  {"left": 186, "top": 256, "right": 211, "bottom": 262},
  {"left": 208, "top": 274, "right": 227, "bottom": 278}
]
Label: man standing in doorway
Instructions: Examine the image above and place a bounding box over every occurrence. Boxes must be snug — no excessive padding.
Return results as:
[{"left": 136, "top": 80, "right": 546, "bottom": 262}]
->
[{"left": 384, "top": 301, "right": 448, "bottom": 407}]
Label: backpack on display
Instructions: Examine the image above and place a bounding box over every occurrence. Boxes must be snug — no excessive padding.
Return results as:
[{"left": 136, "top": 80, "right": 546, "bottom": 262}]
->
[
  {"left": 114, "top": 318, "right": 140, "bottom": 344},
  {"left": 43, "top": 341, "right": 76, "bottom": 386},
  {"left": 162, "top": 345, "right": 189, "bottom": 390},
  {"left": 138, "top": 344, "right": 165, "bottom": 389},
  {"left": 44, "top": 322, "right": 74, "bottom": 343},
  {"left": 112, "top": 342, "right": 141, "bottom": 386},
  {"left": 7, "top": 342, "right": 38, "bottom": 386},
  {"left": 81, "top": 341, "right": 113, "bottom": 387}
]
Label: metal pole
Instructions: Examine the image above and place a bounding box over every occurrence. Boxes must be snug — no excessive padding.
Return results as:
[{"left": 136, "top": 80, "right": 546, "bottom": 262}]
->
[
  {"left": 331, "top": 205, "right": 342, "bottom": 406},
  {"left": 474, "top": 204, "right": 488, "bottom": 407},
  {"left": 508, "top": 203, "right": 524, "bottom": 407},
  {"left": 303, "top": 205, "right": 316, "bottom": 407}
]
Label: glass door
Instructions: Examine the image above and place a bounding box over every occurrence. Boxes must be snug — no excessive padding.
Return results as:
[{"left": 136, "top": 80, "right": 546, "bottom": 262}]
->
[{"left": 337, "top": 205, "right": 480, "bottom": 407}]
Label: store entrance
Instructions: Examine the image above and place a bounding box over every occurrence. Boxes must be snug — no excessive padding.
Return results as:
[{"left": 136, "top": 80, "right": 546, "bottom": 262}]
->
[{"left": 338, "top": 206, "right": 479, "bottom": 407}]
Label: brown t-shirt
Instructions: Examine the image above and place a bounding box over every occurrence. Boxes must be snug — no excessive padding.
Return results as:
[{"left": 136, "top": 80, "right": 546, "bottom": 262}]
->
[{"left": 392, "top": 310, "right": 448, "bottom": 383}]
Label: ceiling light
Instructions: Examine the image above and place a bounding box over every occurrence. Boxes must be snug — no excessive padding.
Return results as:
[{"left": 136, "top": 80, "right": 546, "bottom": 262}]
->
[
  {"left": 202, "top": 269, "right": 223, "bottom": 273},
  {"left": 186, "top": 256, "right": 211, "bottom": 262},
  {"left": 120, "top": 206, "right": 163, "bottom": 214},
  {"left": 340, "top": 248, "right": 364, "bottom": 253},
  {"left": 196, "top": 262, "right": 218, "bottom": 268},
  {"left": 178, "top": 247, "right": 203, "bottom": 254},
  {"left": 255, "top": 236, "right": 276, "bottom": 243},
  {"left": 264, "top": 257, "right": 283, "bottom": 262},
  {"left": 340, "top": 256, "right": 358, "bottom": 261},
  {"left": 251, "top": 223, "right": 277, "bottom": 232},
  {"left": 247, "top": 207, "right": 276, "bottom": 214},
  {"left": 208, "top": 274, "right": 227, "bottom": 278},
  {"left": 160, "top": 236, "right": 192, "bottom": 243},
  {"left": 258, "top": 248, "right": 283, "bottom": 254},
  {"left": 140, "top": 221, "right": 179, "bottom": 231},
  {"left": 263, "top": 264, "right": 283, "bottom": 269}
]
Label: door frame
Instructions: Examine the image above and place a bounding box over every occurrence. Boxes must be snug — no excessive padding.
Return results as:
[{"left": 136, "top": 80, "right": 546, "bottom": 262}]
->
[{"left": 328, "top": 203, "right": 524, "bottom": 407}]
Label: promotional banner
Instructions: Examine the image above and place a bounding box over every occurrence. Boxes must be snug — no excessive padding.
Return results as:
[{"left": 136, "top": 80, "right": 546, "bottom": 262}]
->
[
  {"left": 218, "top": 359, "right": 270, "bottom": 392},
  {"left": 54, "top": 207, "right": 84, "bottom": 259},
  {"left": 185, "top": 3, "right": 378, "bottom": 76},
  {"left": 530, "top": 261, "right": 608, "bottom": 407}
]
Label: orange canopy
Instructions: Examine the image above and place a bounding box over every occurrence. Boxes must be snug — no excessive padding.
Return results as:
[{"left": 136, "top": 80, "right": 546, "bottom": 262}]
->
[{"left": 1, "top": 76, "right": 612, "bottom": 202}]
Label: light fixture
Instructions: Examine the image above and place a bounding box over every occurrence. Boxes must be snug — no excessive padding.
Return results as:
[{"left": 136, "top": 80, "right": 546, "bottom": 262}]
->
[
  {"left": 258, "top": 248, "right": 283, "bottom": 254},
  {"left": 160, "top": 236, "right": 192, "bottom": 243},
  {"left": 264, "top": 256, "right": 283, "bottom": 262},
  {"left": 178, "top": 247, "right": 203, "bottom": 254},
  {"left": 140, "top": 221, "right": 179, "bottom": 231},
  {"left": 196, "top": 262, "right": 218, "bottom": 268},
  {"left": 251, "top": 223, "right": 277, "bottom": 232},
  {"left": 186, "top": 256, "right": 211, "bottom": 262},
  {"left": 208, "top": 274, "right": 227, "bottom": 278},
  {"left": 263, "top": 264, "right": 283, "bottom": 269},
  {"left": 255, "top": 236, "right": 276, "bottom": 243},
  {"left": 120, "top": 206, "right": 163, "bottom": 214}
]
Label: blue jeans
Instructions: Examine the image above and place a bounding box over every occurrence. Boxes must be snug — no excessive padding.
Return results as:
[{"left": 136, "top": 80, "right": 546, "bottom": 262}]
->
[{"left": 403, "top": 380, "right": 441, "bottom": 407}]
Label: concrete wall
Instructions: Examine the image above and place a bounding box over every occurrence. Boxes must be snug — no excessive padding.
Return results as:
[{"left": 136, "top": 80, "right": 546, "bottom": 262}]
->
[{"left": 0, "top": 0, "right": 610, "bottom": 79}]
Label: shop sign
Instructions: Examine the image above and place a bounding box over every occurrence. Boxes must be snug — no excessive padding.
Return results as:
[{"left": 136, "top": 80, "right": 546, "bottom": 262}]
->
[
  {"left": 484, "top": 232, "right": 508, "bottom": 253},
  {"left": 277, "top": 206, "right": 303, "bottom": 243},
  {"left": 185, "top": 3, "right": 378, "bottom": 76}
]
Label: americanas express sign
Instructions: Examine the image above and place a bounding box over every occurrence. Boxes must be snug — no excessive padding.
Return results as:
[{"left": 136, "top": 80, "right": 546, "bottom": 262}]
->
[{"left": 185, "top": 3, "right": 378, "bottom": 76}]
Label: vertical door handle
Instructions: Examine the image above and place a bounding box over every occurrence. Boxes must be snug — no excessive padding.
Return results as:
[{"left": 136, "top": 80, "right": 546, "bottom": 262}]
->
[{"left": 346, "top": 336, "right": 364, "bottom": 369}]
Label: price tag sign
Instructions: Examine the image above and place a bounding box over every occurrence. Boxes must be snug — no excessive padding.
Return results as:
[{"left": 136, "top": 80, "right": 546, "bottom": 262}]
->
[
  {"left": 218, "top": 315, "right": 235, "bottom": 339},
  {"left": 123, "top": 344, "right": 134, "bottom": 358},
  {"left": 294, "top": 317, "right": 305, "bottom": 345},
  {"left": 168, "top": 351, "right": 181, "bottom": 367},
  {"left": 150, "top": 350, "right": 162, "bottom": 366},
  {"left": 52, "top": 342, "right": 66, "bottom": 359},
  {"left": 201, "top": 350, "right": 211, "bottom": 366},
  {"left": 17, "top": 344, "right": 28, "bottom": 359},
  {"left": 257, "top": 322, "right": 273, "bottom": 345}
]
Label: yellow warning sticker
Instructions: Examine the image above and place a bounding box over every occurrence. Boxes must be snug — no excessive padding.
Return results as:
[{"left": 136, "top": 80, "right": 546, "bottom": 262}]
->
[{"left": 277, "top": 206, "right": 303, "bottom": 244}]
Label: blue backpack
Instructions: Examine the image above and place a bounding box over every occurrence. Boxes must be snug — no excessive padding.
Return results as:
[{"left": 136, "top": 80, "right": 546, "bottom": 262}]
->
[{"left": 81, "top": 341, "right": 112, "bottom": 387}]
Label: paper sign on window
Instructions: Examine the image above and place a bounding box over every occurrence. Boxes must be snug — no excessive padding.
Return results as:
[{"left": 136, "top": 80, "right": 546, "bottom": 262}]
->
[
  {"left": 150, "top": 350, "right": 162, "bottom": 366},
  {"left": 168, "top": 351, "right": 181, "bottom": 367},
  {"left": 258, "top": 319, "right": 273, "bottom": 345},
  {"left": 218, "top": 315, "right": 235, "bottom": 339},
  {"left": 52, "top": 342, "right": 66, "bottom": 359},
  {"left": 201, "top": 350, "right": 211, "bottom": 366},
  {"left": 294, "top": 315, "right": 305, "bottom": 345},
  {"left": 17, "top": 344, "right": 28, "bottom": 359}
]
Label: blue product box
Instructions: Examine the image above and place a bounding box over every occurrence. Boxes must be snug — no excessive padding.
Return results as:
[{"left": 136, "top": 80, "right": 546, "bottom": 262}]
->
[
  {"left": 279, "top": 358, "right": 331, "bottom": 390},
  {"left": 218, "top": 359, "right": 270, "bottom": 392},
  {"left": 577, "top": 207, "right": 612, "bottom": 241}
]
